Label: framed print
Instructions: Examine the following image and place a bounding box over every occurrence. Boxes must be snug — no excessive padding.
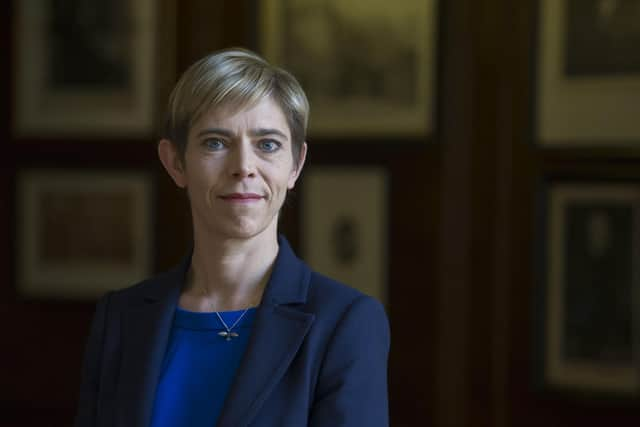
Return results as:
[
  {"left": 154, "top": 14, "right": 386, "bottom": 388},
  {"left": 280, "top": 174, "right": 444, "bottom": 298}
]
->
[
  {"left": 17, "top": 170, "right": 153, "bottom": 299},
  {"left": 301, "top": 167, "right": 388, "bottom": 304},
  {"left": 536, "top": 0, "right": 640, "bottom": 146},
  {"left": 536, "top": 179, "right": 640, "bottom": 396},
  {"left": 14, "top": 0, "right": 157, "bottom": 136},
  {"left": 260, "top": 0, "right": 438, "bottom": 137}
]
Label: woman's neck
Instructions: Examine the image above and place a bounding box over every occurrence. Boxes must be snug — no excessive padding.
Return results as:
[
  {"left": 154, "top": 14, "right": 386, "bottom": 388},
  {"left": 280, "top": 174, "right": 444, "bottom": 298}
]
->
[{"left": 180, "top": 231, "right": 279, "bottom": 312}]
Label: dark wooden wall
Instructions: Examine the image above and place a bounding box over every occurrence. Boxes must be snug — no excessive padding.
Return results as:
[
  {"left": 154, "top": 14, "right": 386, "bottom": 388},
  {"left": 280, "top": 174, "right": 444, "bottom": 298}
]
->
[{"left": 2, "top": 1, "right": 639, "bottom": 426}]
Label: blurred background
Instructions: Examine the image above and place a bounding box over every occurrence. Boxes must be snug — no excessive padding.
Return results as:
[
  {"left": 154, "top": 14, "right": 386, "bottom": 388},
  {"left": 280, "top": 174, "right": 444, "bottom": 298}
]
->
[{"left": 2, "top": 0, "right": 640, "bottom": 426}]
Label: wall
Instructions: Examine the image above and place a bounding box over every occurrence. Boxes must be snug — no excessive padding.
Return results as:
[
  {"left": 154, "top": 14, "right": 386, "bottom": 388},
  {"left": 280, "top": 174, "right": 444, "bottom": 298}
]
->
[{"left": 2, "top": 0, "right": 639, "bottom": 426}]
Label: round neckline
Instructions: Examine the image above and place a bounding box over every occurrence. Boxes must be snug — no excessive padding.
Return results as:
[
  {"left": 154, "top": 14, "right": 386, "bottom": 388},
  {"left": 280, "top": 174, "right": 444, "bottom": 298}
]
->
[
  {"left": 176, "top": 306, "right": 258, "bottom": 315},
  {"left": 174, "top": 307, "right": 258, "bottom": 331}
]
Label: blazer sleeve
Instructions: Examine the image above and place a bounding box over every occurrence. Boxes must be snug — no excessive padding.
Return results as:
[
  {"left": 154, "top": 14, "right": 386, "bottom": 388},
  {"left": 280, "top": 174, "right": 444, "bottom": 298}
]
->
[
  {"left": 74, "top": 291, "right": 112, "bottom": 427},
  {"left": 309, "top": 295, "right": 391, "bottom": 427}
]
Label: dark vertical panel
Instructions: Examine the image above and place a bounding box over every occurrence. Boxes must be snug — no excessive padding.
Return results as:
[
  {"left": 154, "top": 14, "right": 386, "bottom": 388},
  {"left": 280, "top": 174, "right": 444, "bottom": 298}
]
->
[
  {"left": 177, "top": 0, "right": 224, "bottom": 70},
  {"left": 386, "top": 147, "right": 440, "bottom": 427},
  {"left": 436, "top": 0, "right": 475, "bottom": 425},
  {"left": 467, "top": 0, "right": 505, "bottom": 426},
  {"left": 489, "top": 1, "right": 523, "bottom": 425}
]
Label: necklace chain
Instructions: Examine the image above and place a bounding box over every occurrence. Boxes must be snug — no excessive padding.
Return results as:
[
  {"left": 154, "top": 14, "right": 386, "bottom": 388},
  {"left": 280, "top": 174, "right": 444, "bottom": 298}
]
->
[
  {"left": 198, "top": 286, "right": 250, "bottom": 341},
  {"left": 215, "top": 309, "right": 250, "bottom": 341}
]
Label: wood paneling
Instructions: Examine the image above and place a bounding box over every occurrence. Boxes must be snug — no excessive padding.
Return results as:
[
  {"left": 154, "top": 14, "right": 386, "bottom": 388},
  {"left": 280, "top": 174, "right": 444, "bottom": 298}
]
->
[{"left": 3, "top": 0, "right": 640, "bottom": 426}]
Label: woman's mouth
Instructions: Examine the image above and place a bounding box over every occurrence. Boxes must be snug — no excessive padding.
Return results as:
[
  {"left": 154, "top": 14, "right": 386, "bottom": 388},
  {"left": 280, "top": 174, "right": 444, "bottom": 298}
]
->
[{"left": 219, "top": 193, "right": 264, "bottom": 203}]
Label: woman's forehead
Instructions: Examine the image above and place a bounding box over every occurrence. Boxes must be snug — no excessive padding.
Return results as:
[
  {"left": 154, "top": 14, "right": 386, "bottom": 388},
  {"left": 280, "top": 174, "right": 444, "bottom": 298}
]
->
[{"left": 193, "top": 97, "right": 290, "bottom": 135}]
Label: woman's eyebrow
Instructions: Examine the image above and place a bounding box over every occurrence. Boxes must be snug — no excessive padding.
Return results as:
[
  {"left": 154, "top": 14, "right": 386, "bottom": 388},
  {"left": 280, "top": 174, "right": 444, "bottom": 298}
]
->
[
  {"left": 196, "top": 128, "right": 233, "bottom": 138},
  {"left": 196, "top": 127, "right": 288, "bottom": 139},
  {"left": 249, "top": 128, "right": 288, "bottom": 139}
]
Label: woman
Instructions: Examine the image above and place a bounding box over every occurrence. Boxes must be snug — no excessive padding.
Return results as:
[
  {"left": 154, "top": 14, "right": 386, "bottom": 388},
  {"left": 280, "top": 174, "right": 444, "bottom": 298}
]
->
[{"left": 74, "top": 48, "right": 390, "bottom": 427}]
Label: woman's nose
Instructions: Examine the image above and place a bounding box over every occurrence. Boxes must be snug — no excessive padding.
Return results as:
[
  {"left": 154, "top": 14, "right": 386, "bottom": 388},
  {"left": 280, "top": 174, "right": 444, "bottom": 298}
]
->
[{"left": 230, "top": 142, "right": 256, "bottom": 178}]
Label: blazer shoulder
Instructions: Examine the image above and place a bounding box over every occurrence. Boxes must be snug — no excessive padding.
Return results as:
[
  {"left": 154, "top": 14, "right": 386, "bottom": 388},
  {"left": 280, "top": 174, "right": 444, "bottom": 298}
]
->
[
  {"left": 306, "top": 270, "right": 385, "bottom": 316},
  {"left": 308, "top": 271, "right": 361, "bottom": 301},
  {"left": 106, "top": 264, "right": 184, "bottom": 308}
]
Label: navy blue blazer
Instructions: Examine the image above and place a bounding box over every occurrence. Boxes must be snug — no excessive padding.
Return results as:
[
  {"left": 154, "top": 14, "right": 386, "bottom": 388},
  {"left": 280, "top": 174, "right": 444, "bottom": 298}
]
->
[{"left": 74, "top": 236, "right": 390, "bottom": 427}]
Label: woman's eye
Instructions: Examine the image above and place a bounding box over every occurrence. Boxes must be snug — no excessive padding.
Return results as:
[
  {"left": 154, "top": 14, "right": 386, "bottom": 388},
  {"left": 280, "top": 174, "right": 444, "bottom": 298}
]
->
[
  {"left": 203, "top": 138, "right": 225, "bottom": 151},
  {"left": 258, "top": 139, "right": 281, "bottom": 153}
]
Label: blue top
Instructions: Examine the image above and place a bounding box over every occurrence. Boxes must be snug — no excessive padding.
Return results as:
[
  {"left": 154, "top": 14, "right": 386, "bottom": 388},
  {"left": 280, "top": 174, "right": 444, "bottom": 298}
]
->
[{"left": 149, "top": 307, "right": 257, "bottom": 427}]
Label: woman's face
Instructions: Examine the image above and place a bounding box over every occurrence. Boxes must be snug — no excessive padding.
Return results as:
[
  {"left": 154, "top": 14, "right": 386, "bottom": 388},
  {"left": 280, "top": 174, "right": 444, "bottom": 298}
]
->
[{"left": 171, "top": 96, "right": 306, "bottom": 241}]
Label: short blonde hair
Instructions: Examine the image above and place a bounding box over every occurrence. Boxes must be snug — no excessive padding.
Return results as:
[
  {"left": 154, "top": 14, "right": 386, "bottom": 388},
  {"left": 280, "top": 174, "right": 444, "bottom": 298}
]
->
[{"left": 162, "top": 48, "right": 309, "bottom": 165}]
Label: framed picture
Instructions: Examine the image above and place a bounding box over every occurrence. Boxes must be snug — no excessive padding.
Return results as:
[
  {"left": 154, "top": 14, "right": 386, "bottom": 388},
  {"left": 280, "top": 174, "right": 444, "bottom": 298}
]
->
[
  {"left": 16, "top": 170, "right": 153, "bottom": 299},
  {"left": 536, "top": 179, "right": 640, "bottom": 396},
  {"left": 14, "top": 0, "right": 158, "bottom": 136},
  {"left": 260, "top": 0, "right": 438, "bottom": 137},
  {"left": 536, "top": 0, "right": 640, "bottom": 146},
  {"left": 301, "top": 167, "right": 388, "bottom": 304}
]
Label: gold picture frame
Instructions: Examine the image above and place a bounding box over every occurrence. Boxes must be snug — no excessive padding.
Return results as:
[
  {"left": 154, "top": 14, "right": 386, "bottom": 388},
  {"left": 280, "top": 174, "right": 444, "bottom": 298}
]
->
[
  {"left": 17, "top": 170, "right": 153, "bottom": 299},
  {"left": 260, "top": 0, "right": 438, "bottom": 138},
  {"left": 536, "top": 0, "right": 640, "bottom": 146},
  {"left": 13, "top": 0, "right": 158, "bottom": 136},
  {"left": 537, "top": 178, "right": 640, "bottom": 396},
  {"left": 301, "top": 166, "right": 388, "bottom": 304}
]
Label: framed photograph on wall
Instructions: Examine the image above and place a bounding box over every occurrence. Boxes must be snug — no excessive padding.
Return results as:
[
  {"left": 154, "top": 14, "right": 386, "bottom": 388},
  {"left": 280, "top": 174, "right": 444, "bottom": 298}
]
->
[
  {"left": 536, "top": 178, "right": 640, "bottom": 396},
  {"left": 536, "top": 0, "right": 640, "bottom": 146},
  {"left": 260, "top": 0, "right": 438, "bottom": 138},
  {"left": 16, "top": 170, "right": 153, "bottom": 299},
  {"left": 13, "top": 0, "right": 158, "bottom": 136},
  {"left": 301, "top": 167, "right": 388, "bottom": 304}
]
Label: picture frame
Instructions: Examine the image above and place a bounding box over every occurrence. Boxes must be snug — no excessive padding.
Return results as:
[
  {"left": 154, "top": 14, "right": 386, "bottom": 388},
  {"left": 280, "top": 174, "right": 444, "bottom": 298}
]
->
[
  {"left": 301, "top": 166, "right": 388, "bottom": 304},
  {"left": 535, "top": 178, "right": 640, "bottom": 397},
  {"left": 13, "top": 0, "right": 158, "bottom": 137},
  {"left": 16, "top": 170, "right": 154, "bottom": 299},
  {"left": 260, "top": 0, "right": 438, "bottom": 138},
  {"left": 535, "top": 0, "right": 640, "bottom": 146}
]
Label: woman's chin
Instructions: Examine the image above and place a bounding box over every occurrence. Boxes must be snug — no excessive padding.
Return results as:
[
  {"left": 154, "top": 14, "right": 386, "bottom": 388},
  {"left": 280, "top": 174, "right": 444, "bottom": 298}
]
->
[{"left": 212, "top": 219, "right": 276, "bottom": 241}]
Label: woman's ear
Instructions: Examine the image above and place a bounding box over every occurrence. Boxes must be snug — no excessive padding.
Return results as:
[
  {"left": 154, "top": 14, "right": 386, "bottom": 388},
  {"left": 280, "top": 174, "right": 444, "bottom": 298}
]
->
[
  {"left": 158, "top": 139, "right": 187, "bottom": 188},
  {"left": 288, "top": 142, "right": 308, "bottom": 189}
]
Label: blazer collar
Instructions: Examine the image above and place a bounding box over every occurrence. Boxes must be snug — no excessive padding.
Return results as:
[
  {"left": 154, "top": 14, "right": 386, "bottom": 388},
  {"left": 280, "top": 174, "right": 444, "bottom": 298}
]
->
[
  {"left": 139, "top": 234, "right": 310, "bottom": 304},
  {"left": 261, "top": 235, "right": 311, "bottom": 305},
  {"left": 118, "top": 235, "right": 314, "bottom": 427}
]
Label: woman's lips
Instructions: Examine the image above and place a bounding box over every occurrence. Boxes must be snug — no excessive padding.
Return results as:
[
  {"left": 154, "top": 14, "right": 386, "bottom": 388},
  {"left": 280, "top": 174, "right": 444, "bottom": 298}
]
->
[{"left": 219, "top": 193, "right": 264, "bottom": 203}]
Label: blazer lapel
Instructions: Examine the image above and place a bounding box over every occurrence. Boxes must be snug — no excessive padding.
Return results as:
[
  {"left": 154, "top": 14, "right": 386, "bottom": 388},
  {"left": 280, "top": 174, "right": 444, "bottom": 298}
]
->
[
  {"left": 216, "top": 236, "right": 315, "bottom": 427},
  {"left": 216, "top": 304, "right": 314, "bottom": 427},
  {"left": 115, "top": 261, "right": 187, "bottom": 427}
]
